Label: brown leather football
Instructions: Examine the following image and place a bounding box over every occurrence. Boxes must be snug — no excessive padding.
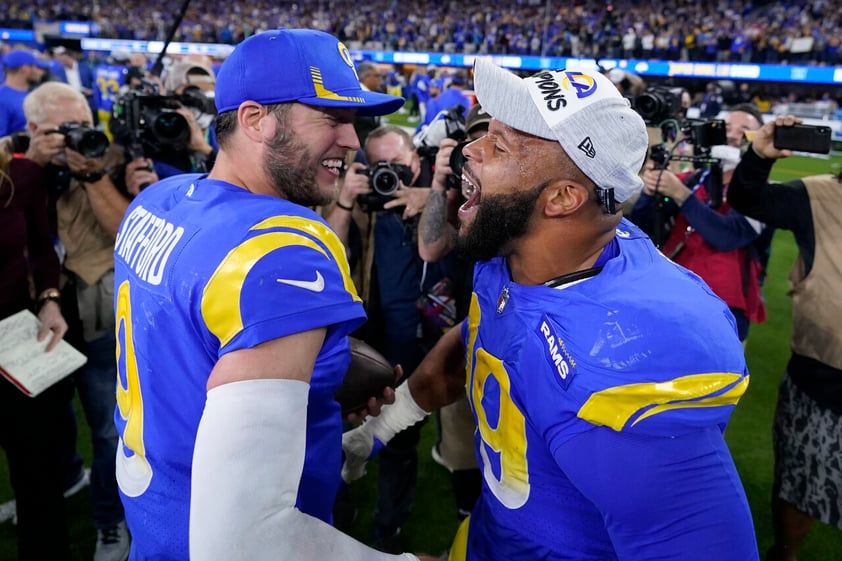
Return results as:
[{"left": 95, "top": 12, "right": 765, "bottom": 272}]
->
[{"left": 335, "top": 337, "right": 396, "bottom": 415}]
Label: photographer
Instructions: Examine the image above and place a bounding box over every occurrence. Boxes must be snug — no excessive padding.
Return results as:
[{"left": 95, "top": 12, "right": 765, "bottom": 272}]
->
[
  {"left": 728, "top": 115, "right": 842, "bottom": 561},
  {"left": 21, "top": 81, "right": 150, "bottom": 561},
  {"left": 329, "top": 124, "right": 458, "bottom": 552},
  {"left": 629, "top": 103, "right": 768, "bottom": 342},
  {"left": 416, "top": 103, "right": 489, "bottom": 523},
  {"left": 110, "top": 60, "right": 217, "bottom": 180}
]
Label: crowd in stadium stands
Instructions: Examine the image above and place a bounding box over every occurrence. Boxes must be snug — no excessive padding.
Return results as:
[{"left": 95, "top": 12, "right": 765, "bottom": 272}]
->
[{"left": 1, "top": 0, "right": 841, "bottom": 65}]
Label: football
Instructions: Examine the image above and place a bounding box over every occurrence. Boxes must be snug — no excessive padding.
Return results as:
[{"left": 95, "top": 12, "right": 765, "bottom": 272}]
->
[{"left": 335, "top": 337, "right": 396, "bottom": 415}]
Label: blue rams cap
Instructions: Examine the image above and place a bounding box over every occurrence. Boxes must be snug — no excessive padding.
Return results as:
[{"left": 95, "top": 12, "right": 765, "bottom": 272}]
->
[
  {"left": 3, "top": 50, "right": 49, "bottom": 70},
  {"left": 215, "top": 29, "right": 405, "bottom": 116}
]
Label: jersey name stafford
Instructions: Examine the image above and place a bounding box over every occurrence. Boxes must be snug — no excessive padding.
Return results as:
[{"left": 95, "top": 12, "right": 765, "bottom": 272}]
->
[
  {"left": 115, "top": 205, "right": 184, "bottom": 285},
  {"left": 536, "top": 315, "right": 576, "bottom": 390}
]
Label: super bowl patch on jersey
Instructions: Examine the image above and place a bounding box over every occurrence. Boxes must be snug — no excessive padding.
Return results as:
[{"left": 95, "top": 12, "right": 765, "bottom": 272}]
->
[{"left": 536, "top": 315, "right": 577, "bottom": 390}]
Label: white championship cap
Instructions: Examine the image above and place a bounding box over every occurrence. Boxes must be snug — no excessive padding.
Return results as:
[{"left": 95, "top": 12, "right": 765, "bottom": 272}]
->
[{"left": 472, "top": 58, "right": 648, "bottom": 203}]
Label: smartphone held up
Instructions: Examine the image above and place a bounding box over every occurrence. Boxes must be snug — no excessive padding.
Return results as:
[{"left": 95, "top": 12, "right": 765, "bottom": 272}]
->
[{"left": 772, "top": 124, "right": 832, "bottom": 154}]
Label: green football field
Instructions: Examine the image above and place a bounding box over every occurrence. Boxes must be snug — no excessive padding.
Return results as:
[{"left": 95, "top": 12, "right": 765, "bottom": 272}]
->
[{"left": 1, "top": 152, "right": 840, "bottom": 559}]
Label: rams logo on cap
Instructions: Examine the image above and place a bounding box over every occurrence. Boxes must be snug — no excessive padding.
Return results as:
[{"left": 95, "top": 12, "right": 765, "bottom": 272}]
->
[
  {"left": 338, "top": 42, "right": 355, "bottom": 70},
  {"left": 532, "top": 69, "right": 598, "bottom": 111},
  {"left": 561, "top": 71, "right": 597, "bottom": 99}
]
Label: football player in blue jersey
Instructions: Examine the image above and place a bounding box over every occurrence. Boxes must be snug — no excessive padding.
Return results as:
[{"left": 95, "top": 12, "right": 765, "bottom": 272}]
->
[
  {"left": 343, "top": 58, "right": 760, "bottom": 561},
  {"left": 113, "top": 28, "right": 438, "bottom": 561}
]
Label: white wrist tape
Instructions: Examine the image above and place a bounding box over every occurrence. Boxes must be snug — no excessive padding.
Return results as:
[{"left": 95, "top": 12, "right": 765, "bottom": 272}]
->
[
  {"left": 190, "top": 379, "right": 418, "bottom": 561},
  {"left": 368, "top": 381, "right": 430, "bottom": 442},
  {"left": 342, "top": 382, "right": 430, "bottom": 482}
]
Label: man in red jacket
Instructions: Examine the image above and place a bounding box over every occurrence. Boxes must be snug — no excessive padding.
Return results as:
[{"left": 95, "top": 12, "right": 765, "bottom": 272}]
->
[{"left": 629, "top": 103, "right": 768, "bottom": 342}]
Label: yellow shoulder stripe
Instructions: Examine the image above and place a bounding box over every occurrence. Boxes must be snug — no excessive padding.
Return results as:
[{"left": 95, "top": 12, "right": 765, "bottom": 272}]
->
[
  {"left": 251, "top": 215, "right": 359, "bottom": 300},
  {"left": 202, "top": 216, "right": 359, "bottom": 348},
  {"left": 578, "top": 373, "right": 749, "bottom": 431}
]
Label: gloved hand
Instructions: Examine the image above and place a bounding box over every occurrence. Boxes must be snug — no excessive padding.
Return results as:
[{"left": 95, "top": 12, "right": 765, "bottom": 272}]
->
[
  {"left": 341, "top": 421, "right": 386, "bottom": 482},
  {"left": 340, "top": 382, "right": 429, "bottom": 483}
]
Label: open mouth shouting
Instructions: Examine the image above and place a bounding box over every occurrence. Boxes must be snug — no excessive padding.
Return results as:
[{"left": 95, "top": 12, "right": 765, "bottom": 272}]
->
[{"left": 458, "top": 167, "right": 481, "bottom": 219}]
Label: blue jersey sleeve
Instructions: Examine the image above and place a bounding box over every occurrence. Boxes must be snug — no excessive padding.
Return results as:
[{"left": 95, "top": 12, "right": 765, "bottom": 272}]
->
[
  {"left": 523, "top": 302, "right": 748, "bottom": 443},
  {"left": 200, "top": 216, "right": 365, "bottom": 356},
  {"left": 552, "top": 426, "right": 759, "bottom": 560}
]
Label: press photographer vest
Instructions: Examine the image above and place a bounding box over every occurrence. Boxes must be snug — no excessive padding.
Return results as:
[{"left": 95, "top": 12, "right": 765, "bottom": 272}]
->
[
  {"left": 662, "top": 180, "right": 766, "bottom": 324},
  {"left": 789, "top": 175, "right": 842, "bottom": 370}
]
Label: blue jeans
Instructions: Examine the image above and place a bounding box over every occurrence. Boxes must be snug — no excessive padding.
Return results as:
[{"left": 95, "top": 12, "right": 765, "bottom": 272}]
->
[{"left": 75, "top": 333, "right": 125, "bottom": 529}]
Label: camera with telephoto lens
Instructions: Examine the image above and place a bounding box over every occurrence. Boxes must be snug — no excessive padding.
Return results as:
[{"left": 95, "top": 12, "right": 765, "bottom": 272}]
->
[
  {"left": 356, "top": 161, "right": 415, "bottom": 212},
  {"left": 110, "top": 89, "right": 192, "bottom": 160},
  {"left": 633, "top": 86, "right": 685, "bottom": 125},
  {"left": 58, "top": 122, "right": 110, "bottom": 159}
]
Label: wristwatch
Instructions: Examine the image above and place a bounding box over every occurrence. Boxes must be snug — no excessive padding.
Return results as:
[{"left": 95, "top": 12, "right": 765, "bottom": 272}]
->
[
  {"left": 75, "top": 169, "right": 106, "bottom": 183},
  {"left": 38, "top": 288, "right": 61, "bottom": 307}
]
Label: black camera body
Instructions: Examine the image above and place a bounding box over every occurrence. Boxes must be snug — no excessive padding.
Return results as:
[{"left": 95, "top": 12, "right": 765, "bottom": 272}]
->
[
  {"left": 356, "top": 161, "right": 415, "bottom": 212},
  {"left": 415, "top": 105, "right": 468, "bottom": 191},
  {"left": 682, "top": 119, "right": 727, "bottom": 151},
  {"left": 647, "top": 117, "right": 728, "bottom": 248},
  {"left": 360, "top": 161, "right": 413, "bottom": 197},
  {"left": 111, "top": 90, "right": 191, "bottom": 159},
  {"left": 59, "top": 122, "right": 110, "bottom": 159},
  {"left": 633, "top": 86, "right": 685, "bottom": 125},
  {"left": 649, "top": 118, "right": 727, "bottom": 168},
  {"left": 447, "top": 141, "right": 469, "bottom": 191}
]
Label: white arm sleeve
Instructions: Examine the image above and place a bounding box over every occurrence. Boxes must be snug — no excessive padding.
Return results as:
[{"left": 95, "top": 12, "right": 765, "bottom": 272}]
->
[{"left": 190, "top": 378, "right": 419, "bottom": 561}]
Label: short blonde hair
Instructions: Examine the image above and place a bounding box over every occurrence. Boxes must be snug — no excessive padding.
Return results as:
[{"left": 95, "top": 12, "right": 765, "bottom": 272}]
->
[{"left": 23, "top": 82, "right": 91, "bottom": 126}]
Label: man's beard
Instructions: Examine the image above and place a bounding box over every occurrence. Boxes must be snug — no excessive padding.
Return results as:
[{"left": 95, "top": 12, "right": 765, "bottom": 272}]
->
[
  {"left": 455, "top": 181, "right": 546, "bottom": 262},
  {"left": 263, "top": 124, "right": 331, "bottom": 207}
]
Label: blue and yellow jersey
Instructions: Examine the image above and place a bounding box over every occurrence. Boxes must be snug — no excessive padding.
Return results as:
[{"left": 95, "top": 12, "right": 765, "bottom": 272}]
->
[
  {"left": 113, "top": 175, "right": 365, "bottom": 559},
  {"left": 455, "top": 219, "right": 757, "bottom": 561},
  {"left": 94, "top": 64, "right": 126, "bottom": 136}
]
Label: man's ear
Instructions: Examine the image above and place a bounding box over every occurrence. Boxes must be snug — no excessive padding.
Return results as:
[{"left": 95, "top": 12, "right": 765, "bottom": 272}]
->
[
  {"left": 237, "top": 102, "right": 270, "bottom": 143},
  {"left": 543, "top": 180, "right": 590, "bottom": 217}
]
